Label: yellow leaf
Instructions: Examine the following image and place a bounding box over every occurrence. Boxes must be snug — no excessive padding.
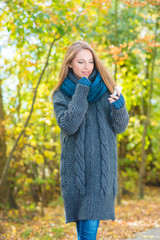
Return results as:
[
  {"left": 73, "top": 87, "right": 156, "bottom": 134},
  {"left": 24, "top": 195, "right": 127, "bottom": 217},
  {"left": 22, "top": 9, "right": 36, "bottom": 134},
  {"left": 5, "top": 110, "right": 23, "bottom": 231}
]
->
[{"left": 35, "top": 154, "right": 44, "bottom": 164}]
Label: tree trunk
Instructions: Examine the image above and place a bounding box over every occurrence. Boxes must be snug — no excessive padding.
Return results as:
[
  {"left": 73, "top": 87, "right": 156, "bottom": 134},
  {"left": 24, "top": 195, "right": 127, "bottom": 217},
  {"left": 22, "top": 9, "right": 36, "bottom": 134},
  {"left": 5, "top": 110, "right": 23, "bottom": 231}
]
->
[
  {"left": 41, "top": 122, "right": 47, "bottom": 217},
  {"left": 114, "top": 0, "right": 118, "bottom": 82},
  {"left": 0, "top": 80, "right": 9, "bottom": 206},
  {"left": 8, "top": 184, "right": 19, "bottom": 209},
  {"left": 138, "top": 11, "right": 159, "bottom": 199},
  {"left": 114, "top": 0, "right": 122, "bottom": 205}
]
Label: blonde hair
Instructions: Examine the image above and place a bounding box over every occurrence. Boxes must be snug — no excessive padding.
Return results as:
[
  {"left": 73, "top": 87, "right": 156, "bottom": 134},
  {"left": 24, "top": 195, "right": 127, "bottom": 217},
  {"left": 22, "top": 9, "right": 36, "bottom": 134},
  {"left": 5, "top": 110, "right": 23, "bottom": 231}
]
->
[{"left": 52, "top": 40, "right": 116, "bottom": 97}]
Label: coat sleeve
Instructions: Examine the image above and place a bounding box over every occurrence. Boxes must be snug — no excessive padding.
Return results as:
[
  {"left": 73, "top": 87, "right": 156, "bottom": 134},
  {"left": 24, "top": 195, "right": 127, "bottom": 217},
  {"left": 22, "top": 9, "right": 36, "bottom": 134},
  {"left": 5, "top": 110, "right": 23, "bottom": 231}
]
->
[
  {"left": 110, "top": 95, "right": 129, "bottom": 134},
  {"left": 53, "top": 79, "right": 91, "bottom": 136}
]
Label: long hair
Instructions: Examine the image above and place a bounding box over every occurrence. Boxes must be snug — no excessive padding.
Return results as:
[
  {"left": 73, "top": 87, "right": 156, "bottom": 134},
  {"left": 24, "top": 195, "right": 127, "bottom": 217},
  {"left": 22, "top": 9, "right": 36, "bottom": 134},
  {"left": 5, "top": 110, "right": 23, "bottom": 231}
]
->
[{"left": 52, "top": 40, "right": 116, "bottom": 98}]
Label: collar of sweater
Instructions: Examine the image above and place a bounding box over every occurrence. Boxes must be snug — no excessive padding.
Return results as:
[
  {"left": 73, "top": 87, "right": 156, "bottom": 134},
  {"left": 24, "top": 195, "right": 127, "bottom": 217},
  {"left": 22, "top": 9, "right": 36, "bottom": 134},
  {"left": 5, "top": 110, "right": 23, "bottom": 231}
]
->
[{"left": 59, "top": 68, "right": 108, "bottom": 103}]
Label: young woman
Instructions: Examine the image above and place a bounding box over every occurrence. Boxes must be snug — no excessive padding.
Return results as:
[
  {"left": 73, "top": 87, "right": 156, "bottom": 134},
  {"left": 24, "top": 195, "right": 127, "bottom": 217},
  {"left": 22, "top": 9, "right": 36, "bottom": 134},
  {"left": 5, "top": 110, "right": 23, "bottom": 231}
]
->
[{"left": 52, "top": 40, "right": 129, "bottom": 240}]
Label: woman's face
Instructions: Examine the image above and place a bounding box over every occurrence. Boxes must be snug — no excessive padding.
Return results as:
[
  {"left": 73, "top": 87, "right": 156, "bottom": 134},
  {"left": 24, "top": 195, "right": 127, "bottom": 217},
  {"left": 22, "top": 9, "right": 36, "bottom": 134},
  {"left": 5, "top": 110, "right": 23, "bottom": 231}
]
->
[{"left": 69, "top": 49, "right": 94, "bottom": 79}]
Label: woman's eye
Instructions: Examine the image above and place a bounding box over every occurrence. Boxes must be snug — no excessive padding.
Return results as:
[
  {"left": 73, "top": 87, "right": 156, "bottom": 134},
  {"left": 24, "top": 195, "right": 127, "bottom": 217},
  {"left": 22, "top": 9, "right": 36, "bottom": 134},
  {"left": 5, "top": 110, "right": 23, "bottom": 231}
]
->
[{"left": 78, "top": 62, "right": 94, "bottom": 64}]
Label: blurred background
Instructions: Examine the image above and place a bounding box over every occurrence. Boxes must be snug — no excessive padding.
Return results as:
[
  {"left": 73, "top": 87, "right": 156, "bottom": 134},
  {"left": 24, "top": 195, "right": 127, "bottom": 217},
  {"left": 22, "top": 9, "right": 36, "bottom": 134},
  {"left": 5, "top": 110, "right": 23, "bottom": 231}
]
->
[{"left": 0, "top": 0, "right": 160, "bottom": 239}]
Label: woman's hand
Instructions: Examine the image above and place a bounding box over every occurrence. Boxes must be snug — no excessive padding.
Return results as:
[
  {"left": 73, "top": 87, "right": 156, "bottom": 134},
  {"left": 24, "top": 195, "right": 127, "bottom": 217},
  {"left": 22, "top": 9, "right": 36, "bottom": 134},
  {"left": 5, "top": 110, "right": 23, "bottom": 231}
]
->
[{"left": 108, "top": 88, "right": 121, "bottom": 103}]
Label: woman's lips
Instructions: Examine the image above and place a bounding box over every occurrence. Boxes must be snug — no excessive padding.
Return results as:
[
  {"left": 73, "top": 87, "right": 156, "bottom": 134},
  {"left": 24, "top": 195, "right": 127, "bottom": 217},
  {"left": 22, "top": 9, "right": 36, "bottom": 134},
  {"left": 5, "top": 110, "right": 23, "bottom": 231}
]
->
[{"left": 82, "top": 72, "right": 90, "bottom": 76}]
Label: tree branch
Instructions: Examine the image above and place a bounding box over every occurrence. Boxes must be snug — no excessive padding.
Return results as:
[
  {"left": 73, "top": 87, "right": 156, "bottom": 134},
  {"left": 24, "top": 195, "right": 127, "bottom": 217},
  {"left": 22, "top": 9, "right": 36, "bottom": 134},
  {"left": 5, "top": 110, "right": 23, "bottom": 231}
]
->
[{"left": 0, "top": 35, "right": 61, "bottom": 187}]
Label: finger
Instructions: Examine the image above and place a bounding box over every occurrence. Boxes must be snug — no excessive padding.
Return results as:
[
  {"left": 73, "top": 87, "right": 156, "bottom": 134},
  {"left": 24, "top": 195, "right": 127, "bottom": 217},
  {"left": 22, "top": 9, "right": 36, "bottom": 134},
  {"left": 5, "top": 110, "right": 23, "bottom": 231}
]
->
[
  {"left": 110, "top": 95, "right": 119, "bottom": 100},
  {"left": 116, "top": 88, "right": 120, "bottom": 97},
  {"left": 108, "top": 98, "right": 116, "bottom": 103}
]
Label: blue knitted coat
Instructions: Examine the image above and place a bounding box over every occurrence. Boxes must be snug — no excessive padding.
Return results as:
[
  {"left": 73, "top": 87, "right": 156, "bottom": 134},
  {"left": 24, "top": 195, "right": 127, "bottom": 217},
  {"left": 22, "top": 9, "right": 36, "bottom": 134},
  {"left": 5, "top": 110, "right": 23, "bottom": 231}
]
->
[{"left": 53, "top": 68, "right": 129, "bottom": 224}]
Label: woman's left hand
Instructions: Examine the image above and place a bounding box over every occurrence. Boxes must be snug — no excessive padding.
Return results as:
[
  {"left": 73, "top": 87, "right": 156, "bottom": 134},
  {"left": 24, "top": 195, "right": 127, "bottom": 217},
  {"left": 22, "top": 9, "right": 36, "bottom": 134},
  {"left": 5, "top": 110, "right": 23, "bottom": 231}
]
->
[{"left": 108, "top": 88, "right": 121, "bottom": 103}]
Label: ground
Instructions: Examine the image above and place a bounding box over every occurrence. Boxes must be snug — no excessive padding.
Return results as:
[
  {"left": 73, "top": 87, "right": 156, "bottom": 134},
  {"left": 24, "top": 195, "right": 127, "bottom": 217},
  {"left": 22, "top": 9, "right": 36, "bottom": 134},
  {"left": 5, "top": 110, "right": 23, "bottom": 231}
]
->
[{"left": 0, "top": 186, "right": 160, "bottom": 240}]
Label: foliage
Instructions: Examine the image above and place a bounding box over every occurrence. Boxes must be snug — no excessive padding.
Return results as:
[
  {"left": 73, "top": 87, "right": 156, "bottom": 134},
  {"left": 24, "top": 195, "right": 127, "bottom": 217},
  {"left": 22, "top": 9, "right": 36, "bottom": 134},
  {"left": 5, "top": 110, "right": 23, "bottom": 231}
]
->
[{"left": 0, "top": 0, "right": 160, "bottom": 209}]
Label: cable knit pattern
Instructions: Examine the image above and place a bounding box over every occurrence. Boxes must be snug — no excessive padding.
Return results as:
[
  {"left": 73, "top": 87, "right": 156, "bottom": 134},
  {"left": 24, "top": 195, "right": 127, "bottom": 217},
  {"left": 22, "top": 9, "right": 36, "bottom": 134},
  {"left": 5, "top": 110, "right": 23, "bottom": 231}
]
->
[
  {"left": 74, "top": 117, "right": 86, "bottom": 195},
  {"left": 96, "top": 101, "right": 111, "bottom": 196},
  {"left": 53, "top": 84, "right": 90, "bottom": 135},
  {"left": 53, "top": 71, "right": 129, "bottom": 224},
  {"left": 111, "top": 103, "right": 129, "bottom": 134}
]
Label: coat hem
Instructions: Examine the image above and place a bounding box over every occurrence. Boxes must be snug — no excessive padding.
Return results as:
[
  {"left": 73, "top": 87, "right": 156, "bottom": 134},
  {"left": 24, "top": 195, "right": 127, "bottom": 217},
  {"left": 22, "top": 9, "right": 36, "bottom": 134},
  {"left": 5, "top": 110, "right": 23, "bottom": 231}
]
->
[
  {"left": 65, "top": 215, "right": 116, "bottom": 224},
  {"left": 63, "top": 193, "right": 116, "bottom": 224}
]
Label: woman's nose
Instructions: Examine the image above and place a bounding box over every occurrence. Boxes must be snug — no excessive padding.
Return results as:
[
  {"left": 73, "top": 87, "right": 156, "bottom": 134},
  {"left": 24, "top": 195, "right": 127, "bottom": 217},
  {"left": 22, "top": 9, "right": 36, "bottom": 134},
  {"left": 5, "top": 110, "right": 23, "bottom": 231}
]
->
[{"left": 84, "top": 62, "right": 89, "bottom": 69}]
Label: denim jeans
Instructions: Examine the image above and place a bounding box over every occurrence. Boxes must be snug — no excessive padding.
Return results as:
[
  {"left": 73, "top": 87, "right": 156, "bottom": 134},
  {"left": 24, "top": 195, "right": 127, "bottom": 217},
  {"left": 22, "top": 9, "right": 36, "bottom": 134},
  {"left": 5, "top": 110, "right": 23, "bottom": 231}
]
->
[{"left": 76, "top": 220, "right": 100, "bottom": 240}]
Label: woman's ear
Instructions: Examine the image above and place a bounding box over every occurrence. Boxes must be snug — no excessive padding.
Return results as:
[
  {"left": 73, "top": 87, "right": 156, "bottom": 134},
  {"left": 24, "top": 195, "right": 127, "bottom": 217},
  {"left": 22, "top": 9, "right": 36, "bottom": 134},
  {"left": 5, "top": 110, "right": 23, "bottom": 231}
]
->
[{"left": 68, "top": 61, "right": 72, "bottom": 68}]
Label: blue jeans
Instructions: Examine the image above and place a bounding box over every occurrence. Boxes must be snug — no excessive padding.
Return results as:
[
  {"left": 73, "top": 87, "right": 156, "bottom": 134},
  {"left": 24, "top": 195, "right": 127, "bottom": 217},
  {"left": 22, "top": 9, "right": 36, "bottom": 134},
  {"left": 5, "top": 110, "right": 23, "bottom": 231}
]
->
[{"left": 76, "top": 220, "right": 100, "bottom": 240}]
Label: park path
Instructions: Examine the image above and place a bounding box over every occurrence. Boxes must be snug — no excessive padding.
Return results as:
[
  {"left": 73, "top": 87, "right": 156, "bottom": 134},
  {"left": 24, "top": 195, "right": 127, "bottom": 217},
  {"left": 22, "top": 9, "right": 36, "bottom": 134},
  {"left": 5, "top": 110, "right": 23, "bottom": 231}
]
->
[{"left": 124, "top": 228, "right": 160, "bottom": 240}]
